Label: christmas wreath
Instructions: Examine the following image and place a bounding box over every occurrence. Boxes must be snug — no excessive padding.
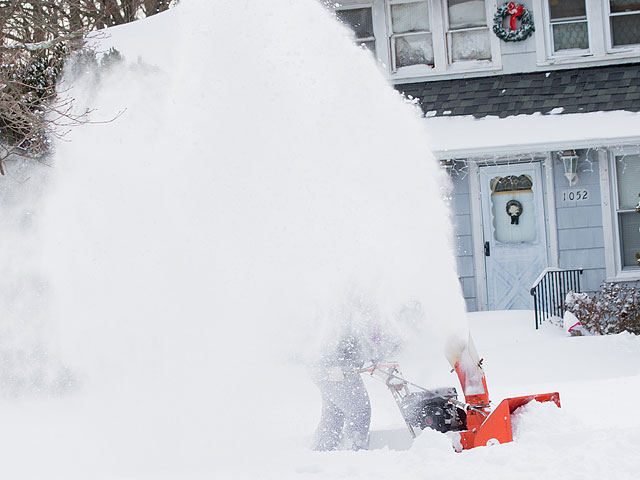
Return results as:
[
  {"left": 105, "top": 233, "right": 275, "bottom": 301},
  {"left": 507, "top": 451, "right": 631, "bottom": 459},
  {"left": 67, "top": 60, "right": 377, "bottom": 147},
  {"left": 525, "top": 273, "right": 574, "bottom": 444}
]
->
[{"left": 493, "top": 2, "right": 535, "bottom": 42}]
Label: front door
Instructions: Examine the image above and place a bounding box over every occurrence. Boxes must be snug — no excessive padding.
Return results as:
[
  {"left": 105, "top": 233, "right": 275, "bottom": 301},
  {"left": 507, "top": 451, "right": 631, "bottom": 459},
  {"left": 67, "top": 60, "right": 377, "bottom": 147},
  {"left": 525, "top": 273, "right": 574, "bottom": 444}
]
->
[{"left": 479, "top": 163, "right": 548, "bottom": 310}]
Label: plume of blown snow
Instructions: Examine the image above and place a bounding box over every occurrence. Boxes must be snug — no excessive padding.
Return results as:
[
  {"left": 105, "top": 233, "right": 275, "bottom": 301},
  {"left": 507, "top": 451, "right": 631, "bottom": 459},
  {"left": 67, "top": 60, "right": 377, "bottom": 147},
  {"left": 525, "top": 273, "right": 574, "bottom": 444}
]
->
[{"left": 1, "top": 0, "right": 472, "bottom": 473}]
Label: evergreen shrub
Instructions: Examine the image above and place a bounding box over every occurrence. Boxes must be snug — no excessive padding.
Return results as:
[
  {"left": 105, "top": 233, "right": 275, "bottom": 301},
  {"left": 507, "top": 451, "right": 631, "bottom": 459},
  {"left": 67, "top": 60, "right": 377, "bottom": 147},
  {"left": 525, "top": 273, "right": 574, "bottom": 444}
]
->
[{"left": 567, "top": 282, "right": 640, "bottom": 335}]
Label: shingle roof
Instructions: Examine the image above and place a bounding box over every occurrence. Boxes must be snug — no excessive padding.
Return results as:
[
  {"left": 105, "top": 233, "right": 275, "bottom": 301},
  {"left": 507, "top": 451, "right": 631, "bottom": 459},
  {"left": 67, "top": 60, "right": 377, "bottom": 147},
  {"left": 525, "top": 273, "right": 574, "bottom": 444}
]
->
[{"left": 395, "top": 63, "right": 640, "bottom": 118}]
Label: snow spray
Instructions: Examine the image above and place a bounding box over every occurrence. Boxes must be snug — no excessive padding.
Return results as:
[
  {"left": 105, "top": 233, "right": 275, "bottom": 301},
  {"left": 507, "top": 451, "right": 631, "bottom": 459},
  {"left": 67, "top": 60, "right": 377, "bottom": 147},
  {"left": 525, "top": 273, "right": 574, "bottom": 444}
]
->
[{"left": 0, "top": 0, "right": 469, "bottom": 477}]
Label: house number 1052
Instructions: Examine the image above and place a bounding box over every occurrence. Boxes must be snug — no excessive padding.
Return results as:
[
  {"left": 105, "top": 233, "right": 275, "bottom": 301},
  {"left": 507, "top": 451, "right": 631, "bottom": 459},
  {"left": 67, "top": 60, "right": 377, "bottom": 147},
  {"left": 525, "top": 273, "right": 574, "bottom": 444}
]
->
[{"left": 562, "top": 189, "right": 589, "bottom": 202}]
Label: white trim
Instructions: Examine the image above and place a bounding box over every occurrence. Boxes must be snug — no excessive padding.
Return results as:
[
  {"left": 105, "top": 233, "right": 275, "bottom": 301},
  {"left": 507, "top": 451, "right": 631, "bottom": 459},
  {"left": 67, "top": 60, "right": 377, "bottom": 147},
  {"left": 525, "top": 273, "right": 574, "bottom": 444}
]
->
[
  {"left": 486, "top": 0, "right": 502, "bottom": 71},
  {"left": 468, "top": 160, "right": 488, "bottom": 310},
  {"left": 599, "top": 148, "right": 640, "bottom": 282},
  {"left": 532, "top": 0, "right": 548, "bottom": 65},
  {"left": 598, "top": 154, "right": 616, "bottom": 281},
  {"left": 431, "top": 135, "right": 640, "bottom": 160},
  {"left": 586, "top": 0, "right": 606, "bottom": 57},
  {"left": 430, "top": 0, "right": 447, "bottom": 70},
  {"left": 477, "top": 161, "right": 549, "bottom": 310},
  {"left": 543, "top": 153, "right": 559, "bottom": 268},
  {"left": 609, "top": 146, "right": 640, "bottom": 278}
]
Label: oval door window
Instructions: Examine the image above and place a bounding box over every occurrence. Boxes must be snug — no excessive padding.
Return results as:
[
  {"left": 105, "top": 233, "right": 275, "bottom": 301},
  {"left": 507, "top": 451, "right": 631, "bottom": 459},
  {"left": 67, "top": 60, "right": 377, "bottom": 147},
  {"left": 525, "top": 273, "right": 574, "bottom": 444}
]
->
[{"left": 490, "top": 174, "right": 537, "bottom": 243}]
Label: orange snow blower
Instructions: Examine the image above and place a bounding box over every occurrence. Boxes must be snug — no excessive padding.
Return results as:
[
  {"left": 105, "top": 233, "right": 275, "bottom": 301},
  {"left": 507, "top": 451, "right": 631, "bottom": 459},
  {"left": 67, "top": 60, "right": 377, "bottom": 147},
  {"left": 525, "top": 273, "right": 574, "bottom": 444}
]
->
[{"left": 359, "top": 334, "right": 560, "bottom": 450}]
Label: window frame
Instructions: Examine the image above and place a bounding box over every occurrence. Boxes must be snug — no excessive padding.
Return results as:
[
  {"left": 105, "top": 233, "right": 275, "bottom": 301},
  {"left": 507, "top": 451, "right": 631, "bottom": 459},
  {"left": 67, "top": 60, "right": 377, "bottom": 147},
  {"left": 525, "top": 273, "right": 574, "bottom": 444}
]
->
[
  {"left": 545, "top": 0, "right": 591, "bottom": 56},
  {"left": 386, "top": 0, "right": 502, "bottom": 77},
  {"left": 610, "top": 147, "right": 640, "bottom": 275},
  {"left": 387, "top": 0, "right": 435, "bottom": 72},
  {"left": 330, "top": 1, "right": 502, "bottom": 79},
  {"left": 443, "top": 0, "right": 494, "bottom": 66},
  {"left": 334, "top": 2, "right": 378, "bottom": 54},
  {"left": 604, "top": 0, "right": 640, "bottom": 52},
  {"left": 601, "top": 147, "right": 640, "bottom": 282}
]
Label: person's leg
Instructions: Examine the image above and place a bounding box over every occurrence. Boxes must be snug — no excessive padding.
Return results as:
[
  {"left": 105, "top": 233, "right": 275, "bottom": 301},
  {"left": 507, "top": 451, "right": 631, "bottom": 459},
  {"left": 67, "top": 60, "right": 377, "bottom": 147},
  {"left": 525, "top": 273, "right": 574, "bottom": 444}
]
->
[
  {"left": 312, "top": 393, "right": 345, "bottom": 451},
  {"left": 330, "top": 373, "right": 371, "bottom": 450}
]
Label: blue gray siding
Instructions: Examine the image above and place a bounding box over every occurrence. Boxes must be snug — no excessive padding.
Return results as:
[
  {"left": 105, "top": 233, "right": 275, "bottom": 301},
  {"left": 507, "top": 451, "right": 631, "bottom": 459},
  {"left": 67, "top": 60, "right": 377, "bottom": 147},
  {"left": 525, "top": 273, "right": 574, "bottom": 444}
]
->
[
  {"left": 553, "top": 151, "right": 606, "bottom": 294},
  {"left": 449, "top": 163, "right": 477, "bottom": 312}
]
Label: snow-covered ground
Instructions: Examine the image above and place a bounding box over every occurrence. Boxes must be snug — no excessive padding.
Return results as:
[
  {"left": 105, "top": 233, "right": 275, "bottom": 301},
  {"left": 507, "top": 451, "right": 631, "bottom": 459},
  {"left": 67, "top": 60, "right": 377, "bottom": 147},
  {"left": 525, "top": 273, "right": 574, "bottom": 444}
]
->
[
  {"left": 0, "top": 310, "right": 638, "bottom": 479},
  {"left": 0, "top": 1, "right": 639, "bottom": 479},
  {"left": 282, "top": 310, "right": 640, "bottom": 480}
]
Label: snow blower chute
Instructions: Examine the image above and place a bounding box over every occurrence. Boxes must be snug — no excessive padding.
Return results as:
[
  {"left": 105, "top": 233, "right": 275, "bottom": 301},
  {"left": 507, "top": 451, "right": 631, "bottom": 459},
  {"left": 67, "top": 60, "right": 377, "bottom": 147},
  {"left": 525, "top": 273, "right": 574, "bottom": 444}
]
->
[{"left": 358, "top": 333, "right": 560, "bottom": 450}]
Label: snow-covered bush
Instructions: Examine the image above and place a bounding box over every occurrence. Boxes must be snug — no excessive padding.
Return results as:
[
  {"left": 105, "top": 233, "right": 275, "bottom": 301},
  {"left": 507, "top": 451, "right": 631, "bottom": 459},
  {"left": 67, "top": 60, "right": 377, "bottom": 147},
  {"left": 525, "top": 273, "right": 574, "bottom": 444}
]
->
[{"left": 567, "top": 283, "right": 640, "bottom": 335}]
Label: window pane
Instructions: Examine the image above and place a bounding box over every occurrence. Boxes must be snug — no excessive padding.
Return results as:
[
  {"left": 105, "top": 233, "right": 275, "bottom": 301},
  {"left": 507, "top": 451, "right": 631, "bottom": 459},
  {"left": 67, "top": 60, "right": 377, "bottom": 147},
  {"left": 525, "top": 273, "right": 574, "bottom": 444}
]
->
[
  {"left": 451, "top": 29, "right": 491, "bottom": 61},
  {"left": 448, "top": 0, "right": 487, "bottom": 30},
  {"left": 552, "top": 22, "right": 589, "bottom": 50},
  {"left": 619, "top": 212, "right": 640, "bottom": 267},
  {"left": 611, "top": 14, "right": 640, "bottom": 46},
  {"left": 395, "top": 34, "right": 434, "bottom": 67},
  {"left": 336, "top": 8, "right": 374, "bottom": 39},
  {"left": 616, "top": 154, "right": 640, "bottom": 209},
  {"left": 610, "top": 0, "right": 640, "bottom": 14},
  {"left": 490, "top": 175, "right": 537, "bottom": 244},
  {"left": 391, "top": 2, "right": 430, "bottom": 34},
  {"left": 549, "top": 0, "right": 586, "bottom": 20}
]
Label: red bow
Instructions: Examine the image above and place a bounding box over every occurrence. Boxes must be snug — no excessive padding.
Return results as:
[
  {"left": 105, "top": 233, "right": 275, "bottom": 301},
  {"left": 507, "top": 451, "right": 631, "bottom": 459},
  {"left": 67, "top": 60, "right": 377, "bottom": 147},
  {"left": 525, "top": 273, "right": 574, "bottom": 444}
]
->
[{"left": 507, "top": 2, "right": 524, "bottom": 31}]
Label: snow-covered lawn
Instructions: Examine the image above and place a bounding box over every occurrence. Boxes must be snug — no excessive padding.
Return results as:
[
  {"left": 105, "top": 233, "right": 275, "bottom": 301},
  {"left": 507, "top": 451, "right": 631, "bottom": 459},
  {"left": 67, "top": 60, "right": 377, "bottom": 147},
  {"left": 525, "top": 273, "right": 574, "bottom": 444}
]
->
[{"left": 0, "top": 312, "right": 638, "bottom": 479}]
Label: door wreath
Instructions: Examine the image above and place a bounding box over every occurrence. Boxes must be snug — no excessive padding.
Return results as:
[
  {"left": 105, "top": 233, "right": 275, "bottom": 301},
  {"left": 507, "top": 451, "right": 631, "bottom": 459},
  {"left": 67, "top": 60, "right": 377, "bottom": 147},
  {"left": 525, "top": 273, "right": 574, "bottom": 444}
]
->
[{"left": 493, "top": 2, "right": 535, "bottom": 42}]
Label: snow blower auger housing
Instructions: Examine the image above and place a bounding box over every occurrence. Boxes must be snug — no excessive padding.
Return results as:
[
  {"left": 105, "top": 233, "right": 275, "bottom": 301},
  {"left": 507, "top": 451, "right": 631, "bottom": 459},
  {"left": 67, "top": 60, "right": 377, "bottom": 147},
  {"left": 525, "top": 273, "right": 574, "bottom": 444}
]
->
[
  {"left": 359, "top": 334, "right": 561, "bottom": 450},
  {"left": 449, "top": 334, "right": 561, "bottom": 450}
]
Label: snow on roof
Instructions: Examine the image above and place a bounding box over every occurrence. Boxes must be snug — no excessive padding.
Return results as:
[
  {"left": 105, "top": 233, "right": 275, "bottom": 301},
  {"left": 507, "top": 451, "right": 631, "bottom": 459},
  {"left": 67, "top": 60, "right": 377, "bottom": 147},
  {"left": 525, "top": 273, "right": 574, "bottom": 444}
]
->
[{"left": 424, "top": 110, "right": 640, "bottom": 158}]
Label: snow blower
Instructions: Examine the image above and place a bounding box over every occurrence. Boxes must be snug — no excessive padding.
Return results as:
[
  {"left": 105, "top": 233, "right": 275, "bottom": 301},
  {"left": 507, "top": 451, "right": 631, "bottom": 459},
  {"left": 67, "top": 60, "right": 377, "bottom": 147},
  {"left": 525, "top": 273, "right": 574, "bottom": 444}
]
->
[{"left": 358, "top": 333, "right": 560, "bottom": 450}]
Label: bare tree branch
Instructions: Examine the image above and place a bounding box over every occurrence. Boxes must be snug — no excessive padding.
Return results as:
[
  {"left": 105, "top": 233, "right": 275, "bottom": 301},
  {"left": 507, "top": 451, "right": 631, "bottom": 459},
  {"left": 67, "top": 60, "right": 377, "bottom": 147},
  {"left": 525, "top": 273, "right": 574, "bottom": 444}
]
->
[{"left": 0, "top": 29, "right": 85, "bottom": 52}]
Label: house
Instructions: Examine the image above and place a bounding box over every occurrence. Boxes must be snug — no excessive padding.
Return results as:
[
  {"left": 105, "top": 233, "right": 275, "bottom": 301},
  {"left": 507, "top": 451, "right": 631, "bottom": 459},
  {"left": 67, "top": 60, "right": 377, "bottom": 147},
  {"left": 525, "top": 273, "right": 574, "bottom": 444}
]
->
[{"left": 328, "top": 0, "right": 640, "bottom": 312}]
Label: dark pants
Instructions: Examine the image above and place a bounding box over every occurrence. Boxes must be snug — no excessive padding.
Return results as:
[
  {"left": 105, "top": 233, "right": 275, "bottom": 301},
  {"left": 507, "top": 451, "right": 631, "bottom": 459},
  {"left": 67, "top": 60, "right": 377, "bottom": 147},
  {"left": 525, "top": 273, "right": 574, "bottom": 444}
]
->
[{"left": 312, "top": 371, "right": 371, "bottom": 451}]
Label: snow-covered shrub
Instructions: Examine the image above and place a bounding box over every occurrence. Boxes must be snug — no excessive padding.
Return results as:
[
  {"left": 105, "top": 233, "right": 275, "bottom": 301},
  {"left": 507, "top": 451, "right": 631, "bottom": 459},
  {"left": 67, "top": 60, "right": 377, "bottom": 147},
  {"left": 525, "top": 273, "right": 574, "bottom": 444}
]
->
[{"left": 567, "top": 283, "right": 640, "bottom": 335}]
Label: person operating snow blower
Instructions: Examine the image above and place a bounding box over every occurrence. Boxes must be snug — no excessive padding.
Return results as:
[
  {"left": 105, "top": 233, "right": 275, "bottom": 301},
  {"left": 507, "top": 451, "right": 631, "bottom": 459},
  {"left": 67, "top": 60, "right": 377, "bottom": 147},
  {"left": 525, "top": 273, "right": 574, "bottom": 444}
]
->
[{"left": 311, "top": 334, "right": 372, "bottom": 451}]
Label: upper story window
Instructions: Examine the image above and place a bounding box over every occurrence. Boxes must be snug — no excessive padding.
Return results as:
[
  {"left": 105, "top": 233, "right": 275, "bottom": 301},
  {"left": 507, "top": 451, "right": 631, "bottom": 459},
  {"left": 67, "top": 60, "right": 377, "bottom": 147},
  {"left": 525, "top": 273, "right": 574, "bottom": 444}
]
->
[
  {"left": 446, "top": 0, "right": 491, "bottom": 62},
  {"left": 389, "top": 1, "right": 434, "bottom": 70},
  {"left": 330, "top": 0, "right": 500, "bottom": 80},
  {"left": 547, "top": 0, "right": 589, "bottom": 53},
  {"left": 335, "top": 4, "right": 377, "bottom": 53},
  {"left": 608, "top": 0, "right": 640, "bottom": 47}
]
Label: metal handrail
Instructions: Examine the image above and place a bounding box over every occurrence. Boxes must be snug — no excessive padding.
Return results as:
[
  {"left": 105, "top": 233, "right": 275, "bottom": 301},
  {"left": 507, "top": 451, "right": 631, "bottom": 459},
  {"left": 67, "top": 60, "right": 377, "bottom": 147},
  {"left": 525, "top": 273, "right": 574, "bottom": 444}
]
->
[{"left": 530, "top": 268, "right": 583, "bottom": 329}]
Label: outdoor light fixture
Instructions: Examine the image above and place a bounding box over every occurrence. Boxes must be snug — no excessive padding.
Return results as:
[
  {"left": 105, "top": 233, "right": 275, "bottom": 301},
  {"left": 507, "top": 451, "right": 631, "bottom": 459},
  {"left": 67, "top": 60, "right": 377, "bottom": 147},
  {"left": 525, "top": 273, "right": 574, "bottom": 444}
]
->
[{"left": 560, "top": 149, "right": 579, "bottom": 186}]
